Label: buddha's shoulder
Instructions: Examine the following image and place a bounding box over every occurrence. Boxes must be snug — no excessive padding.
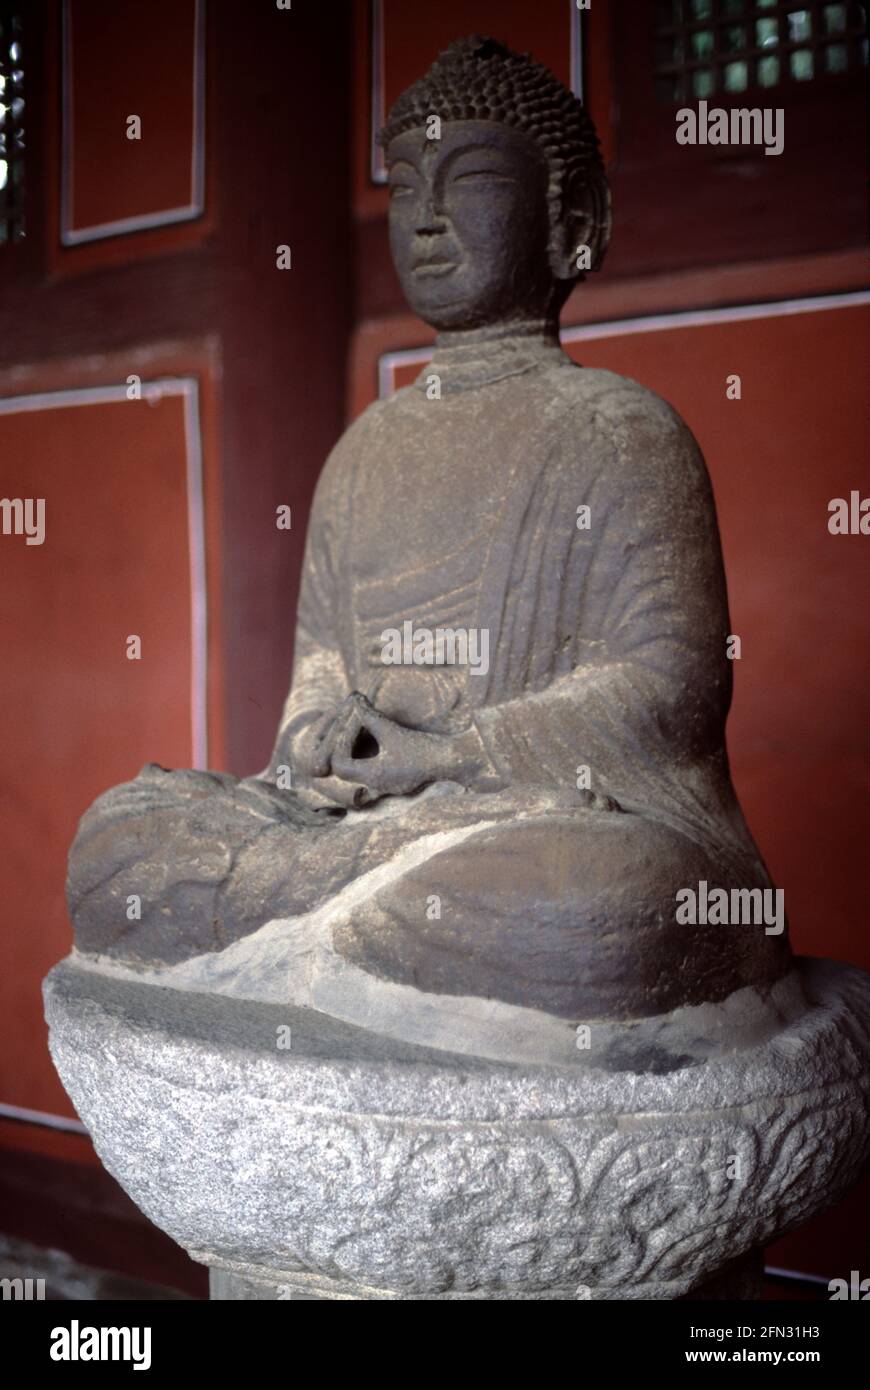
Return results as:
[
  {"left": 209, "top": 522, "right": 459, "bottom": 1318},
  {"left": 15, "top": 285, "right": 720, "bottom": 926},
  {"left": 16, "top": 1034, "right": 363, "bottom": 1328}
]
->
[
  {"left": 543, "top": 363, "right": 705, "bottom": 475},
  {"left": 332, "top": 395, "right": 393, "bottom": 448},
  {"left": 545, "top": 362, "right": 686, "bottom": 431},
  {"left": 313, "top": 397, "right": 394, "bottom": 493}
]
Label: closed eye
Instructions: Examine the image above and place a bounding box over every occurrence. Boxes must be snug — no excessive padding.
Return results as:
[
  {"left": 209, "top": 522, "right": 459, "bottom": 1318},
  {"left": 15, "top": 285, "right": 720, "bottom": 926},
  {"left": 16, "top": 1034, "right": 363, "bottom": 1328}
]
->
[
  {"left": 452, "top": 171, "right": 516, "bottom": 184},
  {"left": 389, "top": 183, "right": 415, "bottom": 198}
]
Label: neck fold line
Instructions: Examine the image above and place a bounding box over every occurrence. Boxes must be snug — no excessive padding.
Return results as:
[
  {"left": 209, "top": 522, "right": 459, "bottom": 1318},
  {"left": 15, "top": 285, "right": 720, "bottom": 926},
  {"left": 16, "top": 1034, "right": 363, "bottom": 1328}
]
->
[{"left": 416, "top": 318, "right": 570, "bottom": 393}]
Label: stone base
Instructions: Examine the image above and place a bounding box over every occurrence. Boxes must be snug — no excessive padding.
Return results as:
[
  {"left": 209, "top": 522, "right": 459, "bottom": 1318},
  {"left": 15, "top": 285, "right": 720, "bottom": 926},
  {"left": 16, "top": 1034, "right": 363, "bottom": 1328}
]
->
[
  {"left": 208, "top": 1249, "right": 764, "bottom": 1301},
  {"left": 44, "top": 956, "right": 870, "bottom": 1301}
]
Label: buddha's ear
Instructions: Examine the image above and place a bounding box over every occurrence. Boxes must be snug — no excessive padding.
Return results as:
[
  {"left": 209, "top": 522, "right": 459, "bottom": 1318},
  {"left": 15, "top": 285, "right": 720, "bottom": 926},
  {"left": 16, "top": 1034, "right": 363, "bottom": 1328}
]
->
[{"left": 550, "top": 166, "right": 612, "bottom": 282}]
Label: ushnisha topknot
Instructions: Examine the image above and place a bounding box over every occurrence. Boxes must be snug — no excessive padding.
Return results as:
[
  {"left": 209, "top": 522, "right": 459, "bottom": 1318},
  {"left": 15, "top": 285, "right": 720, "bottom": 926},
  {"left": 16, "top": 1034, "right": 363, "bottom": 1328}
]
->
[{"left": 379, "top": 34, "right": 606, "bottom": 202}]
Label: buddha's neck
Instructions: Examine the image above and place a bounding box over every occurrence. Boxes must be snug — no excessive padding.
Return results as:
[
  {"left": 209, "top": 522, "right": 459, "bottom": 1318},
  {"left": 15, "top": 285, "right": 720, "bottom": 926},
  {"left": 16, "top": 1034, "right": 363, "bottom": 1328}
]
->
[{"left": 419, "top": 316, "right": 569, "bottom": 393}]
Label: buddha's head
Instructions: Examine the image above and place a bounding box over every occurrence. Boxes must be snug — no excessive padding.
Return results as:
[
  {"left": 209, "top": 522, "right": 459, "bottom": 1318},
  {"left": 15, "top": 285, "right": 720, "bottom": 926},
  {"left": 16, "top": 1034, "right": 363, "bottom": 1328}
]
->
[{"left": 380, "top": 36, "right": 611, "bottom": 332}]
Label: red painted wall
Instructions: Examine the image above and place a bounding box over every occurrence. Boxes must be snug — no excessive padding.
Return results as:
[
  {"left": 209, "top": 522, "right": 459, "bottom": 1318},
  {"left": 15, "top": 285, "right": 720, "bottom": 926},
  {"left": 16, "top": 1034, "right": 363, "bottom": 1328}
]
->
[
  {"left": 0, "top": 1, "right": 353, "bottom": 1174},
  {"left": 0, "top": 381, "right": 219, "bottom": 1118}
]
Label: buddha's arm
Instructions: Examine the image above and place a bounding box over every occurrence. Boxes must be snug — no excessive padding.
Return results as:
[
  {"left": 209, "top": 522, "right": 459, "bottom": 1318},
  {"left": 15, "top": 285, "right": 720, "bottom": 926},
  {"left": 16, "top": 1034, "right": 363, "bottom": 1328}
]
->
[
  {"left": 469, "top": 401, "right": 733, "bottom": 799},
  {"left": 268, "top": 630, "right": 347, "bottom": 775},
  {"left": 265, "top": 445, "right": 351, "bottom": 780}
]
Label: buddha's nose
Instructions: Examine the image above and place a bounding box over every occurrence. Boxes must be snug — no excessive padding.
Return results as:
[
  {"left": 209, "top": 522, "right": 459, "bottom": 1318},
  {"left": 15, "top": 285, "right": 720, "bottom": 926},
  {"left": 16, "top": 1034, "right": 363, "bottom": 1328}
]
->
[{"left": 415, "top": 192, "right": 447, "bottom": 236}]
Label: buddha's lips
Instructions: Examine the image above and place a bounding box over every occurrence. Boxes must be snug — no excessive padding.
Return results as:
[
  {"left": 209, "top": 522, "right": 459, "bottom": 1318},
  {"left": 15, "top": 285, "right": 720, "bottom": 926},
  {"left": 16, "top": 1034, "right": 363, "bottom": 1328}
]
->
[{"left": 413, "top": 259, "right": 457, "bottom": 278}]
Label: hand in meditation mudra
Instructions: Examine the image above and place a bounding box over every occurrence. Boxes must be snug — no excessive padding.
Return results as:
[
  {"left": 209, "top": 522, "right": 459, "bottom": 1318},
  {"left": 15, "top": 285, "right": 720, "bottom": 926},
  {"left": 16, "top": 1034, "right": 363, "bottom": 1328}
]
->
[{"left": 68, "top": 38, "right": 789, "bottom": 1060}]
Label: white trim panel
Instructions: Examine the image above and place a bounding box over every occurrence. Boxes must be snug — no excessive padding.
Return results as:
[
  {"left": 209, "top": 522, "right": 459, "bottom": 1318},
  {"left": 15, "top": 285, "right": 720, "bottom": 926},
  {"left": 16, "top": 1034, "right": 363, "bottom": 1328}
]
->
[
  {"left": 0, "top": 377, "right": 209, "bottom": 767},
  {"left": 0, "top": 1101, "right": 88, "bottom": 1135},
  {"left": 60, "top": 0, "right": 206, "bottom": 246}
]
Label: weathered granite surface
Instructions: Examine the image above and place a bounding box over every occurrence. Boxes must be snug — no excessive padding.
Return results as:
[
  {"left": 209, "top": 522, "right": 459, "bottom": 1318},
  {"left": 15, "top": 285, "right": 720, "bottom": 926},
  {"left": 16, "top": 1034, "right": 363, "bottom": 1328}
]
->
[{"left": 44, "top": 956, "right": 870, "bottom": 1300}]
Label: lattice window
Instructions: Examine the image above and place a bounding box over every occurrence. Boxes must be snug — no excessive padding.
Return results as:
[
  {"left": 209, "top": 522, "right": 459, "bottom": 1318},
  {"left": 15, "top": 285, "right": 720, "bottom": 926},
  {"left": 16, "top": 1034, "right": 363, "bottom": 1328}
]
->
[
  {"left": 653, "top": 1, "right": 869, "bottom": 102},
  {"left": 0, "top": 6, "right": 24, "bottom": 244}
]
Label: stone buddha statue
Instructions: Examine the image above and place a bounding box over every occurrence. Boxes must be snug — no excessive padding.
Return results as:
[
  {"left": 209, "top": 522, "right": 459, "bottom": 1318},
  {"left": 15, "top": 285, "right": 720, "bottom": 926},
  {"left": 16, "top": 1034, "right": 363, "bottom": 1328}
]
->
[{"left": 67, "top": 37, "right": 791, "bottom": 1063}]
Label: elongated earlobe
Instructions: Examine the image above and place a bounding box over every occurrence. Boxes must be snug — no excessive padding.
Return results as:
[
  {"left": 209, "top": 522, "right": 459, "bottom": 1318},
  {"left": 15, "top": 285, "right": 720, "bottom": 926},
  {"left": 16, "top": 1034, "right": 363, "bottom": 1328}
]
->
[
  {"left": 550, "top": 167, "right": 612, "bottom": 285},
  {"left": 586, "top": 170, "right": 612, "bottom": 271}
]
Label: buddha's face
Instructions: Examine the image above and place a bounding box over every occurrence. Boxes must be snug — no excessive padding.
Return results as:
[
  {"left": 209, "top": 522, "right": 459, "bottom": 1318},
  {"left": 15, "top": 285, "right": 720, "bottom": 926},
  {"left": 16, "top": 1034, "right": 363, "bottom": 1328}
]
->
[{"left": 386, "top": 120, "right": 556, "bottom": 331}]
